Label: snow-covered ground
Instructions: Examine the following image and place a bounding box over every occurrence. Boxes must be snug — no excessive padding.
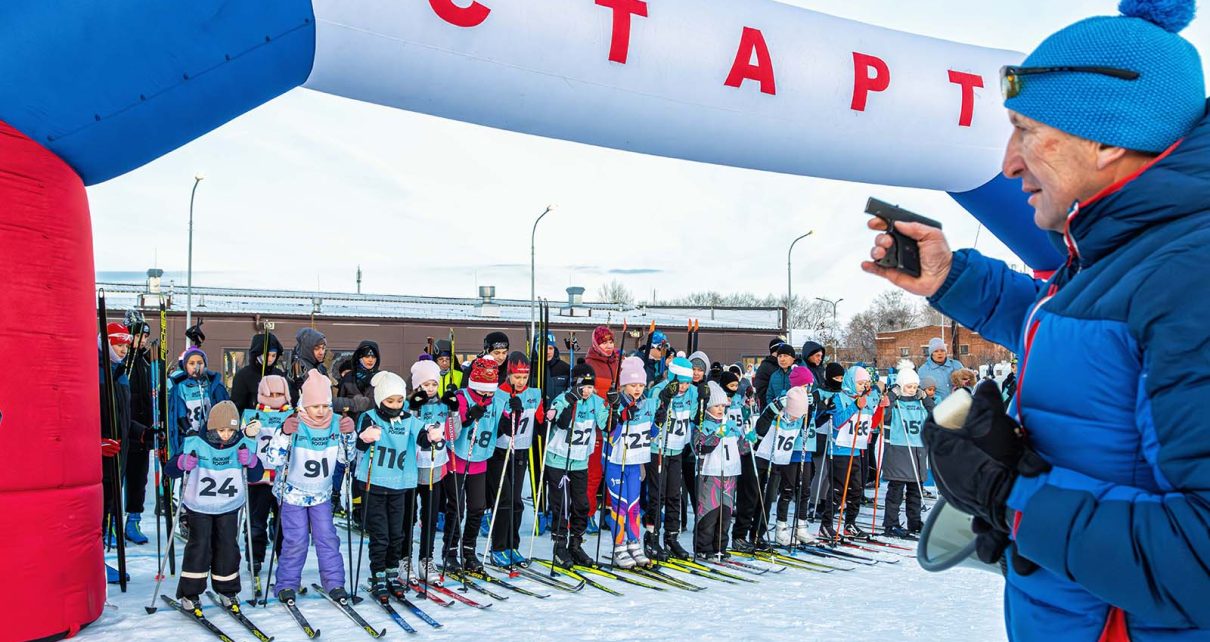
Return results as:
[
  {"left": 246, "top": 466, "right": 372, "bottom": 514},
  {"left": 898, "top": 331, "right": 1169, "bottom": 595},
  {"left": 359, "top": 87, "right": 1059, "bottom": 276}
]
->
[{"left": 90, "top": 493, "right": 1007, "bottom": 641}]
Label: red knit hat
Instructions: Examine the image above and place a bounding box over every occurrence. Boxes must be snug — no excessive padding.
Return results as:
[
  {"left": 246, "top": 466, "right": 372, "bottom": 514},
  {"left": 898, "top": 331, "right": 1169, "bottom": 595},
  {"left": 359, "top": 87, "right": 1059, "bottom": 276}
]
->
[
  {"left": 469, "top": 356, "right": 500, "bottom": 392},
  {"left": 106, "top": 322, "right": 132, "bottom": 346},
  {"left": 592, "top": 326, "right": 614, "bottom": 348}
]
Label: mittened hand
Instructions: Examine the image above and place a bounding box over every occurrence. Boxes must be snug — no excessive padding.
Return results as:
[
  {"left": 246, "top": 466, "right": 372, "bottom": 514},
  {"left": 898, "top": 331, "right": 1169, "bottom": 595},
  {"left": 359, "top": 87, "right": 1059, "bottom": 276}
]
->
[
  {"left": 466, "top": 404, "right": 487, "bottom": 423},
  {"left": 556, "top": 406, "right": 574, "bottom": 430},
  {"left": 856, "top": 395, "right": 868, "bottom": 410},
  {"left": 281, "top": 416, "right": 300, "bottom": 435},
  {"left": 238, "top": 447, "right": 258, "bottom": 468},
  {"left": 563, "top": 391, "right": 579, "bottom": 406},
  {"left": 658, "top": 385, "right": 677, "bottom": 403},
  {"left": 508, "top": 396, "right": 524, "bottom": 415},
  {"left": 606, "top": 391, "right": 621, "bottom": 408},
  {"left": 177, "top": 452, "right": 199, "bottom": 471},
  {"left": 360, "top": 426, "right": 382, "bottom": 444},
  {"left": 441, "top": 388, "right": 460, "bottom": 411},
  {"left": 101, "top": 438, "right": 122, "bottom": 458},
  {"left": 339, "top": 416, "right": 356, "bottom": 434},
  {"left": 408, "top": 389, "right": 428, "bottom": 411}
]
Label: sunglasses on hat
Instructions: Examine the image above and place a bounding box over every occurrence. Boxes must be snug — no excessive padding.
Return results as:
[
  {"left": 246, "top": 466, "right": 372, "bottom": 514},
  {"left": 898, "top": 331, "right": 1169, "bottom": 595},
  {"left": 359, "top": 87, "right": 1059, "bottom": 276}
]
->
[{"left": 1000, "top": 65, "right": 1139, "bottom": 100}]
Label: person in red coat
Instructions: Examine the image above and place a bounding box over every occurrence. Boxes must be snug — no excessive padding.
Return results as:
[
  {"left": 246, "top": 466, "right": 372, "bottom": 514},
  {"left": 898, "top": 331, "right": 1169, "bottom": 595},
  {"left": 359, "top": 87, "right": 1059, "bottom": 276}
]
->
[{"left": 583, "top": 326, "right": 618, "bottom": 532}]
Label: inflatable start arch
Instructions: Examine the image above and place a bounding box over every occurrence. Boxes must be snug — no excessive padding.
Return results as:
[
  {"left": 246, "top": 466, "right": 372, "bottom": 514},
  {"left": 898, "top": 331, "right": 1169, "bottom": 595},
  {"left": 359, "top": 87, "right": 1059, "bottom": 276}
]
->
[{"left": 0, "top": 1, "right": 1059, "bottom": 638}]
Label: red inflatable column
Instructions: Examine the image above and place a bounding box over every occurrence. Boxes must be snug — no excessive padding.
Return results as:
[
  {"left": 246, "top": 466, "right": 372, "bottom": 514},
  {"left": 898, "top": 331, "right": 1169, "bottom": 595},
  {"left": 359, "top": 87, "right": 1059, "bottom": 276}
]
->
[{"left": 0, "top": 121, "right": 104, "bottom": 639}]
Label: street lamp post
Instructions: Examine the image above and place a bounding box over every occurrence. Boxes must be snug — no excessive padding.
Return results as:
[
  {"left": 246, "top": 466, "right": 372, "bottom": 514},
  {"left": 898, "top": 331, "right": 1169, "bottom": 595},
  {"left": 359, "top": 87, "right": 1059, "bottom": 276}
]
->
[
  {"left": 530, "top": 205, "right": 555, "bottom": 344},
  {"left": 786, "top": 231, "right": 814, "bottom": 329},
  {"left": 186, "top": 173, "right": 204, "bottom": 351}
]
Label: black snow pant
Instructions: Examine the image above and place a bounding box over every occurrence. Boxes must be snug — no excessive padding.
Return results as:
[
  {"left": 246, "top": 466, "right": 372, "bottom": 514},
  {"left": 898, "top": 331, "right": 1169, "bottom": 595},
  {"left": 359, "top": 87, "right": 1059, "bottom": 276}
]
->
[
  {"left": 416, "top": 472, "right": 444, "bottom": 560},
  {"left": 487, "top": 448, "right": 529, "bottom": 552},
  {"left": 819, "top": 451, "right": 864, "bottom": 527},
  {"left": 247, "top": 483, "right": 280, "bottom": 568},
  {"left": 643, "top": 453, "right": 683, "bottom": 533},
  {"left": 775, "top": 460, "right": 812, "bottom": 522},
  {"left": 177, "top": 507, "right": 242, "bottom": 599},
  {"left": 445, "top": 470, "right": 486, "bottom": 558},
  {"left": 883, "top": 480, "right": 923, "bottom": 531},
  {"left": 124, "top": 443, "right": 151, "bottom": 513},
  {"left": 731, "top": 453, "right": 764, "bottom": 542},
  {"left": 546, "top": 466, "right": 589, "bottom": 541},
  {"left": 365, "top": 488, "right": 411, "bottom": 574},
  {"left": 680, "top": 449, "right": 698, "bottom": 530}
]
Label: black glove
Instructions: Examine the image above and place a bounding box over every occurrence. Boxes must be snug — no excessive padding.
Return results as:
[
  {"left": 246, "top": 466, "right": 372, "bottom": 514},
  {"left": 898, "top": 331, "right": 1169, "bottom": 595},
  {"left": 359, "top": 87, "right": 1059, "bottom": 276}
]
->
[
  {"left": 466, "top": 403, "right": 487, "bottom": 423},
  {"left": 658, "top": 384, "right": 677, "bottom": 403},
  {"left": 654, "top": 408, "right": 668, "bottom": 426},
  {"left": 562, "top": 391, "right": 578, "bottom": 406},
  {"left": 408, "top": 389, "right": 428, "bottom": 411},
  {"left": 606, "top": 391, "right": 620, "bottom": 408},
  {"left": 440, "top": 388, "right": 460, "bottom": 411},
  {"left": 923, "top": 382, "right": 1051, "bottom": 533},
  {"left": 556, "top": 405, "right": 574, "bottom": 430},
  {"left": 508, "top": 395, "right": 524, "bottom": 415},
  {"left": 970, "top": 516, "right": 1041, "bottom": 576},
  {"left": 498, "top": 414, "right": 513, "bottom": 437}
]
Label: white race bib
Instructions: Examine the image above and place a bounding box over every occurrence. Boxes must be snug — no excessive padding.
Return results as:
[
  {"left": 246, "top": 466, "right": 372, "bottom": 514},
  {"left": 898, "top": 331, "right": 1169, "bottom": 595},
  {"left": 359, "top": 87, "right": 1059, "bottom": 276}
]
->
[{"left": 701, "top": 436, "right": 742, "bottom": 476}]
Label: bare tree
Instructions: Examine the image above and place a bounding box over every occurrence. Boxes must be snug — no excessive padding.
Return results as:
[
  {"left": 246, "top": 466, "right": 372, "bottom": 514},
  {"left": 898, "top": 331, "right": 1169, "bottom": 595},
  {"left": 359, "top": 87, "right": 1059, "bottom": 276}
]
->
[
  {"left": 840, "top": 290, "right": 926, "bottom": 364},
  {"left": 597, "top": 279, "right": 635, "bottom": 305}
]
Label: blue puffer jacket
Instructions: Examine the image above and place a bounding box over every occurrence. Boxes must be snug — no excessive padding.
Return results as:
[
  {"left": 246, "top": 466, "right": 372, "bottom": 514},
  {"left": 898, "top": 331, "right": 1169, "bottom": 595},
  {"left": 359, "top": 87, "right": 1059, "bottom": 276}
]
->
[{"left": 929, "top": 101, "right": 1210, "bottom": 641}]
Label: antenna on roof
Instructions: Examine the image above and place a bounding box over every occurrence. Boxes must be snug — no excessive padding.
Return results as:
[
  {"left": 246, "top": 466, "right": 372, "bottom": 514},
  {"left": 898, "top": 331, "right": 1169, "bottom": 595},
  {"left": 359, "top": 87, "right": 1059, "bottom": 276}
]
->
[{"left": 357, "top": 265, "right": 362, "bottom": 294}]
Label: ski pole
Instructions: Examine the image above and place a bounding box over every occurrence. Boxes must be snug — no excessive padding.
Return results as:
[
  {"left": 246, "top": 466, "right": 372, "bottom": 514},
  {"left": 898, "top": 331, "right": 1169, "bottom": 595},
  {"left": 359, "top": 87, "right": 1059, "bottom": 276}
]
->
[
  {"left": 483, "top": 398, "right": 519, "bottom": 566},
  {"left": 867, "top": 419, "right": 886, "bottom": 532},
  {"left": 262, "top": 431, "right": 297, "bottom": 607},
  {"left": 144, "top": 458, "right": 192, "bottom": 614},
  {"left": 787, "top": 412, "right": 812, "bottom": 549},
  {"left": 594, "top": 320, "right": 627, "bottom": 564},
  {"left": 353, "top": 442, "right": 375, "bottom": 603},
  {"left": 98, "top": 289, "right": 128, "bottom": 592},
  {"left": 834, "top": 411, "right": 862, "bottom": 540},
  {"left": 344, "top": 441, "right": 355, "bottom": 597},
  {"left": 238, "top": 444, "right": 257, "bottom": 597}
]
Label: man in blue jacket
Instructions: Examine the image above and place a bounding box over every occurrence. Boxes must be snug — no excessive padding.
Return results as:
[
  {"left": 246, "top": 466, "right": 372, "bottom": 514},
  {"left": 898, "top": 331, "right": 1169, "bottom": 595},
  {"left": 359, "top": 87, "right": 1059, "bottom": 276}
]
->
[{"left": 863, "top": 2, "right": 1208, "bottom": 639}]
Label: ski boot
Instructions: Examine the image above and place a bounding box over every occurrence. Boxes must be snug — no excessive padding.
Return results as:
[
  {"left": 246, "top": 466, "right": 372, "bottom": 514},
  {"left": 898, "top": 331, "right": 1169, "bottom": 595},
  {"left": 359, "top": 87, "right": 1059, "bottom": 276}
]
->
[
  {"left": 479, "top": 510, "right": 492, "bottom": 537},
  {"left": 754, "top": 533, "right": 775, "bottom": 552},
  {"left": 417, "top": 558, "right": 441, "bottom": 584},
  {"left": 569, "top": 536, "right": 596, "bottom": 567},
  {"left": 442, "top": 551, "right": 463, "bottom": 575},
  {"left": 508, "top": 549, "right": 529, "bottom": 568},
  {"left": 386, "top": 570, "right": 408, "bottom": 599},
  {"left": 105, "top": 563, "right": 129, "bottom": 585},
  {"left": 731, "top": 536, "right": 755, "bottom": 554},
  {"left": 370, "top": 572, "right": 390, "bottom": 602},
  {"left": 178, "top": 594, "right": 203, "bottom": 613},
  {"left": 537, "top": 511, "right": 551, "bottom": 536},
  {"left": 553, "top": 537, "right": 576, "bottom": 568},
  {"left": 628, "top": 540, "right": 651, "bottom": 567},
  {"left": 103, "top": 522, "right": 118, "bottom": 548},
  {"left": 585, "top": 515, "right": 599, "bottom": 534},
  {"left": 612, "top": 544, "right": 637, "bottom": 569},
  {"left": 694, "top": 551, "right": 717, "bottom": 562},
  {"left": 277, "top": 588, "right": 297, "bottom": 604},
  {"left": 489, "top": 550, "right": 513, "bottom": 568},
  {"left": 795, "top": 523, "right": 817, "bottom": 546},
  {"left": 843, "top": 523, "right": 868, "bottom": 540},
  {"left": 461, "top": 547, "right": 485, "bottom": 574},
  {"left": 643, "top": 531, "right": 669, "bottom": 562},
  {"left": 817, "top": 522, "right": 838, "bottom": 543},
  {"left": 328, "top": 586, "right": 350, "bottom": 604},
  {"left": 775, "top": 521, "right": 792, "bottom": 545},
  {"left": 435, "top": 511, "right": 445, "bottom": 532},
  {"left": 124, "top": 513, "right": 149, "bottom": 545},
  {"left": 331, "top": 498, "right": 347, "bottom": 519},
  {"left": 664, "top": 532, "right": 692, "bottom": 560}
]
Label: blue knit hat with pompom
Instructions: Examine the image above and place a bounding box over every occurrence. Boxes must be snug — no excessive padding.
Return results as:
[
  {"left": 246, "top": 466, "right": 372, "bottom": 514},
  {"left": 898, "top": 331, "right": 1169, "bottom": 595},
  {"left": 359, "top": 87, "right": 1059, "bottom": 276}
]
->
[{"left": 1005, "top": 0, "right": 1205, "bottom": 152}]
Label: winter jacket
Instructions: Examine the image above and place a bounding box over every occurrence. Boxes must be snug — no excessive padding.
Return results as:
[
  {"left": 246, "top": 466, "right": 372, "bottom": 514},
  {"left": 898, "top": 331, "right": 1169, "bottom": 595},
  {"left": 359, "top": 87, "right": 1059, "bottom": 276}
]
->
[
  {"left": 798, "top": 341, "right": 827, "bottom": 385},
  {"left": 336, "top": 340, "right": 379, "bottom": 418},
  {"left": 928, "top": 101, "right": 1210, "bottom": 640},
  {"left": 584, "top": 347, "right": 619, "bottom": 400},
  {"left": 752, "top": 355, "right": 778, "bottom": 405},
  {"left": 917, "top": 356, "right": 965, "bottom": 402},
  {"left": 230, "top": 332, "right": 285, "bottom": 413},
  {"left": 764, "top": 365, "right": 792, "bottom": 409},
  {"left": 167, "top": 369, "right": 229, "bottom": 455},
  {"left": 126, "top": 348, "right": 155, "bottom": 441},
  {"left": 543, "top": 347, "right": 571, "bottom": 403},
  {"left": 880, "top": 387, "right": 927, "bottom": 483}
]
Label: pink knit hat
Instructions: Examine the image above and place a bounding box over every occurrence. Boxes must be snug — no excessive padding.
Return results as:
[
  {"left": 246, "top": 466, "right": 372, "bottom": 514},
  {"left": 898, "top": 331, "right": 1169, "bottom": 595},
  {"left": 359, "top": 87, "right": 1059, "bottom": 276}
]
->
[
  {"left": 299, "top": 369, "right": 332, "bottom": 408},
  {"left": 619, "top": 356, "right": 647, "bottom": 387},
  {"left": 257, "top": 375, "right": 290, "bottom": 408},
  {"left": 784, "top": 387, "right": 810, "bottom": 419},
  {"left": 789, "top": 366, "right": 814, "bottom": 388}
]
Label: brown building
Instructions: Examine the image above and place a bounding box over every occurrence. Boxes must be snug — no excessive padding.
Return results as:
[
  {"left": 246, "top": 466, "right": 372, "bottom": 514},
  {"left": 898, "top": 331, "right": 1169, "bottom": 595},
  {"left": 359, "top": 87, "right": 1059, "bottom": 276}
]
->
[
  {"left": 874, "top": 324, "right": 1013, "bottom": 370},
  {"left": 102, "top": 276, "right": 784, "bottom": 388}
]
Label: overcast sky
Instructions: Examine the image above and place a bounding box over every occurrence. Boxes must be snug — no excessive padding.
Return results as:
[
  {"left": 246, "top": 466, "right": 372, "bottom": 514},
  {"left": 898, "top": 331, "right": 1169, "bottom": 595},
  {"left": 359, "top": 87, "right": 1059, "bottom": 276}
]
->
[{"left": 87, "top": 1, "right": 1210, "bottom": 325}]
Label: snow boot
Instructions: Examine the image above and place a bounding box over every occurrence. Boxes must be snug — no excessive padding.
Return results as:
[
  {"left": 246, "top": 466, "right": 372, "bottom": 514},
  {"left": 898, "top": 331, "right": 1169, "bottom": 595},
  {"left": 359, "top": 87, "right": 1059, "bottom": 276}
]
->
[
  {"left": 105, "top": 563, "right": 128, "bottom": 585},
  {"left": 508, "top": 549, "right": 529, "bottom": 568},
  {"left": 775, "top": 521, "right": 792, "bottom": 546},
  {"left": 490, "top": 550, "right": 513, "bottom": 568},
  {"left": 732, "top": 536, "right": 755, "bottom": 554},
  {"left": 795, "top": 523, "right": 817, "bottom": 545},
  {"left": 569, "top": 536, "right": 596, "bottom": 567},
  {"left": 628, "top": 541, "right": 651, "bottom": 567},
  {"left": 479, "top": 510, "right": 492, "bottom": 537},
  {"left": 124, "top": 513, "right": 149, "bottom": 545},
  {"left": 612, "top": 544, "right": 637, "bottom": 569},
  {"left": 643, "top": 531, "right": 669, "bottom": 562},
  {"left": 370, "top": 572, "right": 390, "bottom": 602},
  {"left": 843, "top": 523, "right": 868, "bottom": 540},
  {"left": 664, "top": 532, "right": 692, "bottom": 560}
]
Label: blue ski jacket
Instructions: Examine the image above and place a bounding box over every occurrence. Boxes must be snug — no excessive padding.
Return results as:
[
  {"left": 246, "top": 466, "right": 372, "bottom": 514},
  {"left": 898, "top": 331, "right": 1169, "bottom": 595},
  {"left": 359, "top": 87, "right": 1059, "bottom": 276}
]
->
[{"left": 929, "top": 101, "right": 1210, "bottom": 641}]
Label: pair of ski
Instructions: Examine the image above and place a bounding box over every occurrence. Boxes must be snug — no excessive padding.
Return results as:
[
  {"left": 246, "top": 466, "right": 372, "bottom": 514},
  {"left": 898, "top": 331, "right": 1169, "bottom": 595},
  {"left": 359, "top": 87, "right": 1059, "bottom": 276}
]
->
[
  {"left": 361, "top": 584, "right": 445, "bottom": 633},
  {"left": 730, "top": 548, "right": 853, "bottom": 572},
  {"left": 441, "top": 565, "right": 551, "bottom": 599},
  {"left": 408, "top": 578, "right": 493, "bottom": 608},
  {"left": 486, "top": 561, "right": 590, "bottom": 595},
  {"left": 275, "top": 584, "right": 386, "bottom": 639}
]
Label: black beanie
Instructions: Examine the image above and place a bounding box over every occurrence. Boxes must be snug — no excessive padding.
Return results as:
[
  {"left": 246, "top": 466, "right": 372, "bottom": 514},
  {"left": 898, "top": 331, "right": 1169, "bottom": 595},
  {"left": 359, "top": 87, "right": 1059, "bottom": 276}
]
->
[
  {"left": 571, "top": 363, "right": 596, "bottom": 389},
  {"left": 775, "top": 344, "right": 796, "bottom": 358},
  {"left": 484, "top": 331, "right": 509, "bottom": 352},
  {"left": 720, "top": 371, "right": 740, "bottom": 392},
  {"left": 769, "top": 338, "right": 785, "bottom": 352},
  {"left": 824, "top": 362, "right": 846, "bottom": 391}
]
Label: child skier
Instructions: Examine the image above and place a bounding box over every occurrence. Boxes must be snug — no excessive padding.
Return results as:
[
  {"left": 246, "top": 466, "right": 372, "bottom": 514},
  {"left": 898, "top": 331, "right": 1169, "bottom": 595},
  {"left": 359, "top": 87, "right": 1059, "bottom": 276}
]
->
[
  {"left": 750, "top": 386, "right": 813, "bottom": 547},
  {"left": 642, "top": 356, "right": 696, "bottom": 562},
  {"left": 605, "top": 356, "right": 665, "bottom": 569},
  {"left": 487, "top": 352, "right": 545, "bottom": 568},
  {"left": 726, "top": 369, "right": 764, "bottom": 552},
  {"left": 443, "top": 357, "right": 500, "bottom": 574},
  {"left": 545, "top": 363, "right": 607, "bottom": 568},
  {"left": 240, "top": 375, "right": 292, "bottom": 581},
  {"left": 808, "top": 362, "right": 846, "bottom": 523},
  {"left": 817, "top": 366, "right": 878, "bottom": 541},
  {"left": 165, "top": 400, "right": 262, "bottom": 611},
  {"left": 694, "top": 381, "right": 742, "bottom": 560},
  {"left": 168, "top": 346, "right": 230, "bottom": 456},
  {"left": 264, "top": 369, "right": 356, "bottom": 604},
  {"left": 408, "top": 359, "right": 451, "bottom": 583},
  {"left": 881, "top": 363, "right": 928, "bottom": 540}
]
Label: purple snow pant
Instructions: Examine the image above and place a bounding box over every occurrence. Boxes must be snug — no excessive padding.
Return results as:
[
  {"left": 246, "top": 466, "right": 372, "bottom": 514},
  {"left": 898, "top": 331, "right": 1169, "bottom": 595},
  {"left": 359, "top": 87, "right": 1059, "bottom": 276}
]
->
[{"left": 276, "top": 501, "right": 345, "bottom": 595}]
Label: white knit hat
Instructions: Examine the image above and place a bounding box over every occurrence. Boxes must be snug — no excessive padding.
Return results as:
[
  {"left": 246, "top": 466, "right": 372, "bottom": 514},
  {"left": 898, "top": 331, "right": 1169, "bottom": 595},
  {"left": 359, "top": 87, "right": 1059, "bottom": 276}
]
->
[
  {"left": 897, "top": 368, "right": 920, "bottom": 388},
  {"left": 372, "top": 371, "right": 407, "bottom": 406},
  {"left": 706, "top": 381, "right": 728, "bottom": 408},
  {"left": 619, "top": 356, "right": 647, "bottom": 387},
  {"left": 411, "top": 360, "right": 441, "bottom": 390}
]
